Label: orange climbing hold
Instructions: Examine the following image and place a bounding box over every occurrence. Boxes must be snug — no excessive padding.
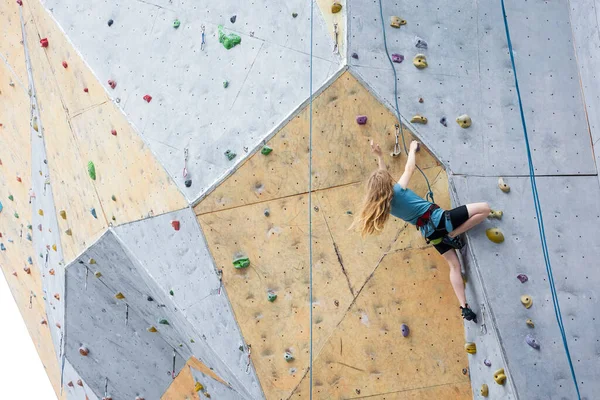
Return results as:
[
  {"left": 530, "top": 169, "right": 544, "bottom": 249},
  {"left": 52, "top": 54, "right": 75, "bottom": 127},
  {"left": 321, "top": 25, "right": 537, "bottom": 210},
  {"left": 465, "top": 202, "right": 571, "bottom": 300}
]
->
[
  {"left": 171, "top": 220, "right": 180, "bottom": 231},
  {"left": 49, "top": 269, "right": 55, "bottom": 275},
  {"left": 40, "top": 38, "right": 48, "bottom": 47},
  {"left": 16, "top": 176, "right": 22, "bottom": 183},
  {"left": 79, "top": 346, "right": 89, "bottom": 356},
  {"left": 115, "top": 292, "right": 125, "bottom": 300}
]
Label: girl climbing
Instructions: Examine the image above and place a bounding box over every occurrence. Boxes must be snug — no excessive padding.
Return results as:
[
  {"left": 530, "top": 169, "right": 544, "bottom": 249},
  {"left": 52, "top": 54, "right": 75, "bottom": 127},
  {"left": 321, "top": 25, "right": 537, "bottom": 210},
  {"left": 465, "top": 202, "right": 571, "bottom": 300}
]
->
[{"left": 351, "top": 139, "right": 490, "bottom": 323}]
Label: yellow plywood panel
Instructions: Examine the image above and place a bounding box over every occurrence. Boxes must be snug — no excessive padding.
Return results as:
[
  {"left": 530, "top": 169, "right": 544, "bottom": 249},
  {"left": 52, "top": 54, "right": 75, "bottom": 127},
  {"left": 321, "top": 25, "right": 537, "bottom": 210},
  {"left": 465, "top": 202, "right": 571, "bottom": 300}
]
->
[
  {"left": 162, "top": 357, "right": 228, "bottom": 400},
  {"left": 0, "top": 1, "right": 29, "bottom": 88},
  {"left": 0, "top": 62, "right": 64, "bottom": 399},
  {"left": 195, "top": 71, "right": 440, "bottom": 215},
  {"left": 198, "top": 193, "right": 356, "bottom": 400},
  {"left": 316, "top": 0, "right": 345, "bottom": 58},
  {"left": 21, "top": 0, "right": 186, "bottom": 262},
  {"left": 290, "top": 249, "right": 470, "bottom": 399}
]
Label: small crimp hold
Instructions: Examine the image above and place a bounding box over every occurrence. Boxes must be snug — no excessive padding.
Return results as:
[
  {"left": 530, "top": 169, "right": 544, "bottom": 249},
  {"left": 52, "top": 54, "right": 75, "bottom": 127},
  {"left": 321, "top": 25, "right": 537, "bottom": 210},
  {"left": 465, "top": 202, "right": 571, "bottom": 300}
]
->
[
  {"left": 517, "top": 274, "right": 528, "bottom": 283},
  {"left": 284, "top": 351, "right": 294, "bottom": 362},
  {"left": 40, "top": 38, "right": 49, "bottom": 48},
  {"left": 171, "top": 220, "right": 181, "bottom": 231},
  {"left": 90, "top": 208, "right": 97, "bottom": 219},
  {"left": 390, "top": 16, "right": 406, "bottom": 28},
  {"left": 351, "top": 52, "right": 359, "bottom": 59},
  {"left": 410, "top": 115, "right": 427, "bottom": 124},
  {"left": 60, "top": 210, "right": 67, "bottom": 219},
  {"left": 107, "top": 19, "right": 114, "bottom": 27},
  {"left": 195, "top": 382, "right": 204, "bottom": 392},
  {"left": 526, "top": 319, "right": 535, "bottom": 328},
  {"left": 62, "top": 61, "right": 68, "bottom": 68},
  {"left": 233, "top": 257, "right": 250, "bottom": 269},
  {"left": 143, "top": 94, "right": 152, "bottom": 103},
  {"left": 148, "top": 326, "right": 157, "bottom": 332},
  {"left": 173, "top": 19, "right": 181, "bottom": 29},
  {"left": 79, "top": 346, "right": 89, "bottom": 356},
  {"left": 95, "top": 271, "right": 102, "bottom": 278},
  {"left": 261, "top": 145, "right": 273, "bottom": 155},
  {"left": 83, "top": 87, "right": 89, "bottom": 93},
  {"left": 223, "top": 80, "right": 229, "bottom": 88},
  {"left": 185, "top": 179, "right": 192, "bottom": 187},
  {"left": 115, "top": 292, "right": 125, "bottom": 300},
  {"left": 356, "top": 115, "right": 368, "bottom": 125},
  {"left": 158, "top": 319, "right": 170, "bottom": 325},
  {"left": 488, "top": 209, "right": 503, "bottom": 219},
  {"left": 230, "top": 15, "right": 237, "bottom": 23},
  {"left": 415, "top": 36, "right": 427, "bottom": 49},
  {"left": 267, "top": 291, "right": 277, "bottom": 302},
  {"left": 391, "top": 53, "right": 404, "bottom": 63},
  {"left": 292, "top": 13, "right": 298, "bottom": 18},
  {"left": 484, "top": 359, "right": 492, "bottom": 367},
  {"left": 88, "top": 161, "right": 96, "bottom": 180}
]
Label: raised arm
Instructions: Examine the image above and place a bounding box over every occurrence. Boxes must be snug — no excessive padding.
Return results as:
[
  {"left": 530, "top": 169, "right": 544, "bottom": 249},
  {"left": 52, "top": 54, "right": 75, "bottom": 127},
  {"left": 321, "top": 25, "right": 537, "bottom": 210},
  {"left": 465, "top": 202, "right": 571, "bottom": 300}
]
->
[
  {"left": 370, "top": 140, "right": 386, "bottom": 170},
  {"left": 397, "top": 141, "right": 420, "bottom": 189}
]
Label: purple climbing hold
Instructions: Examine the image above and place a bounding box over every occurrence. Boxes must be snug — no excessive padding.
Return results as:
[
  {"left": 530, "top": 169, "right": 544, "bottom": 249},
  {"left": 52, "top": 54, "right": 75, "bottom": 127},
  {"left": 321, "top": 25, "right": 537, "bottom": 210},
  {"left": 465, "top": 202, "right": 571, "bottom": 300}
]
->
[
  {"left": 351, "top": 52, "right": 359, "bottom": 59},
  {"left": 356, "top": 115, "right": 368, "bottom": 125},
  {"left": 484, "top": 359, "right": 492, "bottom": 367},
  {"left": 391, "top": 53, "right": 404, "bottom": 63},
  {"left": 517, "top": 274, "right": 528, "bottom": 283},
  {"left": 526, "top": 334, "right": 540, "bottom": 350},
  {"left": 401, "top": 323, "right": 409, "bottom": 337}
]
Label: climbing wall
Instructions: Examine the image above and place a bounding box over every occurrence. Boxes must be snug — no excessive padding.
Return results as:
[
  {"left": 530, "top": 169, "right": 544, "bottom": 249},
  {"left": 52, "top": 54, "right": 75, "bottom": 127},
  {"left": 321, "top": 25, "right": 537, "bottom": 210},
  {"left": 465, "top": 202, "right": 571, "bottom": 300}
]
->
[{"left": 196, "top": 71, "right": 471, "bottom": 400}]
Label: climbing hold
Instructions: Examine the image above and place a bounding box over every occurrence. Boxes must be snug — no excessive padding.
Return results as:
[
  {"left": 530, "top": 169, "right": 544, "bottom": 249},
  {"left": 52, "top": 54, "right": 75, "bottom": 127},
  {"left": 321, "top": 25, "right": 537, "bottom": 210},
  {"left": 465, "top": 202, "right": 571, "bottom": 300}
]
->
[
  {"left": 158, "top": 319, "right": 170, "bottom": 325},
  {"left": 38, "top": 209, "right": 44, "bottom": 216},
  {"left": 410, "top": 115, "right": 427, "bottom": 124},
  {"left": 88, "top": 161, "right": 96, "bottom": 180},
  {"left": 16, "top": 176, "right": 22, "bottom": 183},
  {"left": 464, "top": 342, "right": 477, "bottom": 354},
  {"left": 16, "top": 0, "right": 23, "bottom": 5},
  {"left": 261, "top": 145, "right": 273, "bottom": 155},
  {"left": 67, "top": 381, "right": 74, "bottom": 387},
  {"left": 462, "top": 368, "right": 468, "bottom": 376},
  {"left": 351, "top": 52, "right": 359, "bottom": 59},
  {"left": 23, "top": 266, "right": 31, "bottom": 274},
  {"left": 147, "top": 296, "right": 153, "bottom": 301},
  {"left": 115, "top": 292, "right": 125, "bottom": 300},
  {"left": 185, "top": 179, "right": 192, "bottom": 187},
  {"left": 418, "top": 97, "right": 424, "bottom": 103},
  {"left": 14, "top": 212, "right": 19, "bottom": 218},
  {"left": 134, "top": 397, "right": 144, "bottom": 400},
  {"left": 483, "top": 359, "right": 492, "bottom": 367},
  {"left": 488, "top": 209, "right": 503, "bottom": 219},
  {"left": 493, "top": 369, "right": 506, "bottom": 385},
  {"left": 498, "top": 177, "right": 510, "bottom": 193},
  {"left": 169, "top": 289, "right": 174, "bottom": 296},
  {"left": 225, "top": 150, "right": 236, "bottom": 160},
  {"left": 390, "top": 16, "right": 406, "bottom": 28},
  {"left": 89, "top": 258, "right": 96, "bottom": 264},
  {"left": 56, "top": 322, "right": 61, "bottom": 329},
  {"left": 0, "top": 202, "right": 2, "bottom": 213},
  {"left": 12, "top": 271, "right": 17, "bottom": 277},
  {"left": 32, "top": 116, "right": 39, "bottom": 132},
  {"left": 94, "top": 271, "right": 102, "bottom": 278},
  {"left": 230, "top": 15, "right": 237, "bottom": 23},
  {"left": 65, "top": 229, "right": 72, "bottom": 236},
  {"left": 292, "top": 13, "right": 298, "bottom": 18},
  {"left": 173, "top": 19, "right": 181, "bottom": 29},
  {"left": 195, "top": 382, "right": 204, "bottom": 392},
  {"left": 111, "top": 195, "right": 116, "bottom": 202},
  {"left": 107, "top": 19, "right": 113, "bottom": 27},
  {"left": 60, "top": 210, "right": 67, "bottom": 219},
  {"left": 143, "top": 94, "right": 152, "bottom": 103},
  {"left": 27, "top": 257, "right": 32, "bottom": 265},
  {"left": 525, "top": 335, "right": 540, "bottom": 350},
  {"left": 521, "top": 295, "right": 532, "bottom": 309},
  {"left": 54, "top": 293, "right": 60, "bottom": 300},
  {"left": 439, "top": 117, "right": 448, "bottom": 127},
  {"left": 0, "top": 243, "right": 6, "bottom": 251},
  {"left": 415, "top": 37, "right": 428, "bottom": 49},
  {"left": 413, "top": 54, "right": 428, "bottom": 69},
  {"left": 111, "top": 129, "right": 117, "bottom": 136},
  {"left": 400, "top": 324, "right": 410, "bottom": 337},
  {"left": 480, "top": 384, "right": 489, "bottom": 397},
  {"left": 391, "top": 53, "right": 404, "bottom": 63},
  {"left": 456, "top": 114, "right": 472, "bottom": 128},
  {"left": 90, "top": 208, "right": 97, "bottom": 219},
  {"left": 218, "top": 25, "right": 241, "bottom": 49},
  {"left": 148, "top": 326, "right": 157, "bottom": 333},
  {"left": 8, "top": 195, "right": 13, "bottom": 201},
  {"left": 83, "top": 87, "right": 89, "bottom": 93},
  {"left": 62, "top": 61, "right": 68, "bottom": 68},
  {"left": 79, "top": 346, "right": 89, "bottom": 356},
  {"left": 517, "top": 274, "right": 528, "bottom": 283},
  {"left": 485, "top": 228, "right": 504, "bottom": 243},
  {"left": 284, "top": 351, "right": 294, "bottom": 362},
  {"left": 526, "top": 319, "right": 534, "bottom": 328},
  {"left": 40, "top": 38, "right": 49, "bottom": 48},
  {"left": 267, "top": 291, "right": 277, "bottom": 302},
  {"left": 108, "top": 80, "right": 116, "bottom": 89},
  {"left": 77, "top": 380, "right": 83, "bottom": 386},
  {"left": 264, "top": 209, "right": 270, "bottom": 217},
  {"left": 356, "top": 115, "right": 368, "bottom": 125},
  {"left": 331, "top": 2, "right": 342, "bottom": 13},
  {"left": 233, "top": 257, "right": 250, "bottom": 269},
  {"left": 171, "top": 220, "right": 181, "bottom": 231},
  {"left": 49, "top": 269, "right": 55, "bottom": 275},
  {"left": 41, "top": 319, "right": 47, "bottom": 325},
  {"left": 223, "top": 80, "right": 229, "bottom": 88}
]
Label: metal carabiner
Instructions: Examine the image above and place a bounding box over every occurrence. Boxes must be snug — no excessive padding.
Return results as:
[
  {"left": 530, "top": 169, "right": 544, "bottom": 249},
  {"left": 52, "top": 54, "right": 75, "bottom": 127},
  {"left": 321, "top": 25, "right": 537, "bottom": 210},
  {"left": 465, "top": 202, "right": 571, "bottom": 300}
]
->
[{"left": 391, "top": 124, "right": 402, "bottom": 157}]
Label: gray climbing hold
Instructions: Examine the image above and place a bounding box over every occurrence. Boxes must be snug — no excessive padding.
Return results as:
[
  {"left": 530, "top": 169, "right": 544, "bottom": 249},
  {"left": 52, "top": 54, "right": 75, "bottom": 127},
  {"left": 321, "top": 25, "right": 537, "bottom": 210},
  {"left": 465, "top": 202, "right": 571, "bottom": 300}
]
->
[
  {"left": 415, "top": 36, "right": 428, "bottom": 49},
  {"left": 351, "top": 52, "right": 359, "bottom": 59},
  {"left": 391, "top": 53, "right": 404, "bottom": 63},
  {"left": 292, "top": 13, "right": 298, "bottom": 18},
  {"left": 484, "top": 359, "right": 492, "bottom": 367},
  {"left": 230, "top": 15, "right": 237, "bottom": 23},
  {"left": 264, "top": 209, "right": 270, "bottom": 217},
  {"left": 401, "top": 324, "right": 409, "bottom": 337},
  {"left": 526, "top": 334, "right": 540, "bottom": 350},
  {"left": 0, "top": 243, "right": 6, "bottom": 251},
  {"left": 147, "top": 296, "right": 154, "bottom": 301},
  {"left": 107, "top": 19, "right": 113, "bottom": 27},
  {"left": 517, "top": 274, "right": 528, "bottom": 283},
  {"left": 284, "top": 351, "right": 294, "bottom": 362},
  {"left": 158, "top": 319, "right": 170, "bottom": 325},
  {"left": 185, "top": 179, "right": 192, "bottom": 187}
]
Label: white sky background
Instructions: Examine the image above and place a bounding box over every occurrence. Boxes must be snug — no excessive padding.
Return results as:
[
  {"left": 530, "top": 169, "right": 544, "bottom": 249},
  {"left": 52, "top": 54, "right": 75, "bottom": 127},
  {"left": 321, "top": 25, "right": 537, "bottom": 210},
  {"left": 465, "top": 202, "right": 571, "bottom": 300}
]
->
[{"left": 0, "top": 273, "right": 56, "bottom": 399}]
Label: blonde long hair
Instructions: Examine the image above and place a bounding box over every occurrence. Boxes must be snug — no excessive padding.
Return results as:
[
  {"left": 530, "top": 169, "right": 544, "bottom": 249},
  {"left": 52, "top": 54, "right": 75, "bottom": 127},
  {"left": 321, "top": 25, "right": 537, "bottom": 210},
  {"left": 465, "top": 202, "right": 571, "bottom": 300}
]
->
[{"left": 350, "top": 169, "right": 394, "bottom": 237}]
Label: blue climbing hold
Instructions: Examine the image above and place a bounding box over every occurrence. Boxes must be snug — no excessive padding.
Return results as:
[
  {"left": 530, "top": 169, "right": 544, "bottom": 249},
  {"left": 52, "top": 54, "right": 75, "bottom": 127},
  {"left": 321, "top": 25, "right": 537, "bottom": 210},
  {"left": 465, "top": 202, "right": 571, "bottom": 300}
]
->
[
  {"left": 0, "top": 243, "right": 5, "bottom": 251},
  {"left": 26, "top": 233, "right": 32, "bottom": 241},
  {"left": 401, "top": 324, "right": 410, "bottom": 337},
  {"left": 0, "top": 201, "right": 3, "bottom": 213},
  {"left": 90, "top": 208, "right": 97, "bottom": 219},
  {"left": 27, "top": 257, "right": 33, "bottom": 265}
]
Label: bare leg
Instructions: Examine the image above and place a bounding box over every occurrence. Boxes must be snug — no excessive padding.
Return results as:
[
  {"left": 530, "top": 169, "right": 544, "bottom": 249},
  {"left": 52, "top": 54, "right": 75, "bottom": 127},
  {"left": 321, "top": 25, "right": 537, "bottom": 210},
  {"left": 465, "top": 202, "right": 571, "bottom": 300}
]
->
[
  {"left": 442, "top": 249, "right": 466, "bottom": 307},
  {"left": 448, "top": 202, "right": 490, "bottom": 238}
]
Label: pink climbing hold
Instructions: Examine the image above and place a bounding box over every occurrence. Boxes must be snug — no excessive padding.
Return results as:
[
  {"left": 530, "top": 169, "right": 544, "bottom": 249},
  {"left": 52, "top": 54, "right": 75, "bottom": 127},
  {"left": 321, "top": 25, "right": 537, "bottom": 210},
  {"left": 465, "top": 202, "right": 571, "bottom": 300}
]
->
[
  {"left": 62, "top": 61, "right": 68, "bottom": 68},
  {"left": 392, "top": 54, "right": 404, "bottom": 63},
  {"left": 55, "top": 322, "right": 61, "bottom": 329},
  {"left": 111, "top": 129, "right": 117, "bottom": 136},
  {"left": 171, "top": 220, "right": 180, "bottom": 231},
  {"left": 16, "top": 0, "right": 23, "bottom": 6},
  {"left": 83, "top": 87, "right": 89, "bottom": 93},
  {"left": 77, "top": 379, "right": 83, "bottom": 387},
  {"left": 356, "top": 115, "right": 368, "bottom": 125},
  {"left": 12, "top": 271, "right": 17, "bottom": 277},
  {"left": 143, "top": 94, "right": 152, "bottom": 103},
  {"left": 108, "top": 80, "right": 117, "bottom": 89},
  {"left": 40, "top": 38, "right": 49, "bottom": 48},
  {"left": 517, "top": 274, "right": 528, "bottom": 283}
]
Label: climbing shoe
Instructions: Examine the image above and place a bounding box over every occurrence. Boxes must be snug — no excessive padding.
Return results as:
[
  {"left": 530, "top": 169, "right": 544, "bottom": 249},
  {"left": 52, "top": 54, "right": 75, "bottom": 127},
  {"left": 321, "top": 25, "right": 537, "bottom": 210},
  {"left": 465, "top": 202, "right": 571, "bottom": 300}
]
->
[
  {"left": 461, "top": 304, "right": 478, "bottom": 323},
  {"left": 442, "top": 235, "right": 464, "bottom": 249}
]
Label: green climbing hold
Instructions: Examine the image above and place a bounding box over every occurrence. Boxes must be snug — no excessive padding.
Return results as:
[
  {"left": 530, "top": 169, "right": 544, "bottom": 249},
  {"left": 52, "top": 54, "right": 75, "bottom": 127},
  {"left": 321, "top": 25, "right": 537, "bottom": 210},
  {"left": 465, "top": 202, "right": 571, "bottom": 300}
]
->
[
  {"left": 158, "top": 319, "right": 170, "bottom": 325},
  {"left": 173, "top": 19, "right": 181, "bottom": 28},
  {"left": 14, "top": 212, "right": 19, "bottom": 219},
  {"left": 169, "top": 289, "right": 174, "bottom": 296},
  {"left": 190, "top": 339, "right": 195, "bottom": 343},
  {"left": 233, "top": 257, "right": 250, "bottom": 269},
  {"left": 223, "top": 81, "right": 229, "bottom": 88},
  {"left": 88, "top": 161, "right": 96, "bottom": 180},
  {"left": 111, "top": 195, "right": 116, "bottom": 201},
  {"left": 8, "top": 195, "right": 13, "bottom": 201},
  {"left": 218, "top": 25, "right": 241, "bottom": 49},
  {"left": 225, "top": 150, "right": 236, "bottom": 161},
  {"left": 261, "top": 146, "right": 272, "bottom": 155},
  {"left": 268, "top": 291, "right": 277, "bottom": 302}
]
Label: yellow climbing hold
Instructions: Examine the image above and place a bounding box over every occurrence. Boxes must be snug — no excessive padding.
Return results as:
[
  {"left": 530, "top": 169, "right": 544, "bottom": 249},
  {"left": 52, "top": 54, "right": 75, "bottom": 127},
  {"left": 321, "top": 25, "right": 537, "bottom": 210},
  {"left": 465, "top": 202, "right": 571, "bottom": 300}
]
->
[
  {"left": 148, "top": 326, "right": 157, "bottom": 333},
  {"left": 413, "top": 54, "right": 427, "bottom": 69},
  {"left": 38, "top": 209, "right": 44, "bottom": 216},
  {"left": 52, "top": 244, "right": 57, "bottom": 251},
  {"left": 526, "top": 319, "right": 535, "bottom": 327},
  {"left": 494, "top": 368, "right": 507, "bottom": 385},
  {"left": 390, "top": 16, "right": 406, "bottom": 28},
  {"left": 331, "top": 2, "right": 342, "bottom": 13},
  {"left": 456, "top": 114, "right": 472, "bottom": 128},
  {"left": 95, "top": 271, "right": 102, "bottom": 278},
  {"left": 521, "top": 295, "right": 532, "bottom": 309},
  {"left": 89, "top": 258, "right": 96, "bottom": 264},
  {"left": 410, "top": 115, "right": 428, "bottom": 124},
  {"left": 488, "top": 209, "right": 503, "bottom": 219},
  {"left": 480, "top": 384, "right": 489, "bottom": 397},
  {"left": 32, "top": 116, "right": 39, "bottom": 132},
  {"left": 498, "top": 177, "right": 510, "bottom": 193},
  {"left": 60, "top": 210, "right": 67, "bottom": 219},
  {"left": 194, "top": 382, "right": 204, "bottom": 392},
  {"left": 464, "top": 342, "right": 477, "bottom": 354},
  {"left": 65, "top": 229, "right": 72, "bottom": 236},
  {"left": 486, "top": 228, "right": 504, "bottom": 243},
  {"left": 115, "top": 292, "right": 125, "bottom": 300}
]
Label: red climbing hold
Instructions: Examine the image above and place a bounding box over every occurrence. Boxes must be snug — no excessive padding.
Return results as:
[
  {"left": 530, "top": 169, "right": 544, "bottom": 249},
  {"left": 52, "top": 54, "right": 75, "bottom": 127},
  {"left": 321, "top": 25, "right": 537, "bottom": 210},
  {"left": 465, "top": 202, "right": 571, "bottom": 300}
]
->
[
  {"left": 62, "top": 61, "right": 68, "bottom": 68},
  {"left": 111, "top": 129, "right": 117, "bottom": 136},
  {"left": 23, "top": 266, "right": 31, "bottom": 274},
  {"left": 40, "top": 319, "right": 47, "bottom": 325},
  {"left": 171, "top": 220, "right": 180, "bottom": 231},
  {"left": 16, "top": 0, "right": 23, "bottom": 6},
  {"left": 12, "top": 271, "right": 17, "bottom": 277},
  {"left": 77, "top": 379, "right": 83, "bottom": 387},
  {"left": 83, "top": 87, "right": 89, "bottom": 93},
  {"left": 67, "top": 381, "right": 74, "bottom": 387},
  {"left": 16, "top": 176, "right": 22, "bottom": 182},
  {"left": 143, "top": 94, "right": 152, "bottom": 103},
  {"left": 40, "top": 38, "right": 49, "bottom": 48},
  {"left": 108, "top": 80, "right": 116, "bottom": 89}
]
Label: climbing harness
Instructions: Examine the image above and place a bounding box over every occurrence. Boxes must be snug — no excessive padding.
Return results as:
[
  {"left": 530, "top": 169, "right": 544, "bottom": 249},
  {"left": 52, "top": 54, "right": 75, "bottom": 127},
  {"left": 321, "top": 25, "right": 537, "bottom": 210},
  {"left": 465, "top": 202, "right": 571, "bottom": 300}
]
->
[
  {"left": 500, "top": 0, "right": 580, "bottom": 397},
  {"left": 201, "top": 25, "right": 206, "bottom": 50},
  {"left": 333, "top": 23, "right": 339, "bottom": 54},
  {"left": 377, "top": 0, "right": 434, "bottom": 204}
]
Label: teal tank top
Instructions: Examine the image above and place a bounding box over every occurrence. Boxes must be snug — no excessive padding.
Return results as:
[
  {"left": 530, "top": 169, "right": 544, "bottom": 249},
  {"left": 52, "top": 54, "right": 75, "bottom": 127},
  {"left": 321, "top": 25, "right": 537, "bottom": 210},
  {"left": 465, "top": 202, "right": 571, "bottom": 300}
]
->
[{"left": 390, "top": 184, "right": 443, "bottom": 237}]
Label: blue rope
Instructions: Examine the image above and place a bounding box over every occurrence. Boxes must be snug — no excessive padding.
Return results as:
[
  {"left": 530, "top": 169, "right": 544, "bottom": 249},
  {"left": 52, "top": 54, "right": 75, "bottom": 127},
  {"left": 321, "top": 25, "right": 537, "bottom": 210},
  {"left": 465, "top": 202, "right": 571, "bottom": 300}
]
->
[
  {"left": 499, "top": 1, "right": 581, "bottom": 398},
  {"left": 376, "top": 0, "right": 434, "bottom": 203},
  {"left": 308, "top": 0, "right": 314, "bottom": 398}
]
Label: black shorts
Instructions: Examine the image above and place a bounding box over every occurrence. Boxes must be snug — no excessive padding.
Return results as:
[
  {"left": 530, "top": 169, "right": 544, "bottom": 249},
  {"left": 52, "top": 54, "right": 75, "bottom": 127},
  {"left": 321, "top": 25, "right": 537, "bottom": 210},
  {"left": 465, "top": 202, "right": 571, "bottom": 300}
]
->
[{"left": 427, "top": 205, "right": 469, "bottom": 254}]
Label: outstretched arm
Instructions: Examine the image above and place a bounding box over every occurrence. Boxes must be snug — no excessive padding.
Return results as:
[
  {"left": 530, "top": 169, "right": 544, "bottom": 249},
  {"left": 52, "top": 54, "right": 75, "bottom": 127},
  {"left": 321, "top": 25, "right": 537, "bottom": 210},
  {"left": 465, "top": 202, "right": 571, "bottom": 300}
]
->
[
  {"left": 397, "top": 141, "right": 419, "bottom": 189},
  {"left": 370, "top": 140, "right": 386, "bottom": 170}
]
